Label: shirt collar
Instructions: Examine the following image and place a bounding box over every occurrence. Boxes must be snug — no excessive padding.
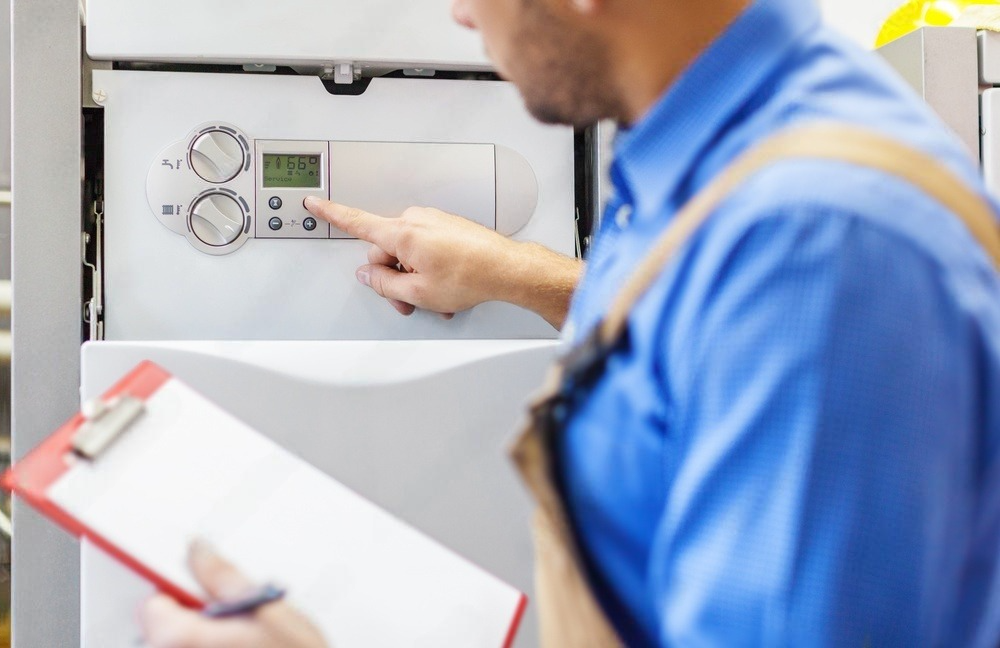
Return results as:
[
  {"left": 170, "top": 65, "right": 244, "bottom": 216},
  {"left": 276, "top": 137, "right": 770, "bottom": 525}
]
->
[{"left": 611, "top": 0, "right": 822, "bottom": 219}]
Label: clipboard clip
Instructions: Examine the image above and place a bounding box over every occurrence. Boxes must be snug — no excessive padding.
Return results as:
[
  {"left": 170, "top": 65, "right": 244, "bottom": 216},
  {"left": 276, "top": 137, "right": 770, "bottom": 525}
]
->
[{"left": 72, "top": 395, "right": 146, "bottom": 460}]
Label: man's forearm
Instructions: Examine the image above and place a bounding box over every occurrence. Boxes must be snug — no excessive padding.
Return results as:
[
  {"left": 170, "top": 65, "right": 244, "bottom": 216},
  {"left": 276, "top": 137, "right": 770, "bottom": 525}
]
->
[{"left": 493, "top": 241, "right": 583, "bottom": 330}]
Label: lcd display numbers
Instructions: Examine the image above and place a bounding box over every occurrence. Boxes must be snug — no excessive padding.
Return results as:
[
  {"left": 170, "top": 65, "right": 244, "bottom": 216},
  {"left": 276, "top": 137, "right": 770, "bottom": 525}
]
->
[{"left": 262, "top": 154, "right": 322, "bottom": 188}]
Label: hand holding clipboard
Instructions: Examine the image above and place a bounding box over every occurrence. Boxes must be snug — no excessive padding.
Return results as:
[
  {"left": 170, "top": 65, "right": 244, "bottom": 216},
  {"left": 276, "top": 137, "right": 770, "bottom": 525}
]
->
[
  {"left": 142, "top": 541, "right": 326, "bottom": 648},
  {"left": 4, "top": 362, "right": 527, "bottom": 648}
]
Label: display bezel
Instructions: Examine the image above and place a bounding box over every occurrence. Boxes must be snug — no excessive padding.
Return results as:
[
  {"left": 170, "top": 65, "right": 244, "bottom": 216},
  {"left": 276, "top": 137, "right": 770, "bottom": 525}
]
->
[{"left": 254, "top": 139, "right": 331, "bottom": 241}]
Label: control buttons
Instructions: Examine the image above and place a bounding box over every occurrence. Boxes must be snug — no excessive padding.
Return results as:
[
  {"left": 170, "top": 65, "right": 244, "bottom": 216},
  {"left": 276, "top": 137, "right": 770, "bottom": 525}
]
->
[
  {"left": 190, "top": 193, "right": 246, "bottom": 247},
  {"left": 268, "top": 196, "right": 283, "bottom": 210},
  {"left": 303, "top": 217, "right": 317, "bottom": 232},
  {"left": 190, "top": 130, "right": 245, "bottom": 184},
  {"left": 269, "top": 217, "right": 283, "bottom": 231}
]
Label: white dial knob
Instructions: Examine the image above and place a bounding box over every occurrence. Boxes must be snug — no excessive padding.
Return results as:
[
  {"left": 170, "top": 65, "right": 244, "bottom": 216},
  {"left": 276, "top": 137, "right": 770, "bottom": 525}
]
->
[
  {"left": 190, "top": 193, "right": 245, "bottom": 247},
  {"left": 190, "top": 130, "right": 245, "bottom": 183}
]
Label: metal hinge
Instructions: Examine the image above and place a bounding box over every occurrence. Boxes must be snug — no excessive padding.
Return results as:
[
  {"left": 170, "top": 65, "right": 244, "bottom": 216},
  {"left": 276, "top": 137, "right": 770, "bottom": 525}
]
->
[{"left": 83, "top": 198, "right": 104, "bottom": 341}]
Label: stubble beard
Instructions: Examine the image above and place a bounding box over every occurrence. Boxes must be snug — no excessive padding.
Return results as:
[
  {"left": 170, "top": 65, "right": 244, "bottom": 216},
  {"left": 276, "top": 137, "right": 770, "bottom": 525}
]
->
[{"left": 510, "top": 2, "right": 626, "bottom": 127}]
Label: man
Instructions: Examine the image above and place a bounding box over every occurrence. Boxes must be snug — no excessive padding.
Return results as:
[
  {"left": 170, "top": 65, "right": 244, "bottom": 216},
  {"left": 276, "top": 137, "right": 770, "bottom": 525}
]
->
[{"left": 143, "top": 0, "right": 1000, "bottom": 645}]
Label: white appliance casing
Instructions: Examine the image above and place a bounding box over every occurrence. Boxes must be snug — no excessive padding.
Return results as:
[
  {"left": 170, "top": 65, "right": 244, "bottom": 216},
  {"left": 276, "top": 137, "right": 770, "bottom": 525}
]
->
[
  {"left": 96, "top": 70, "right": 575, "bottom": 341},
  {"left": 86, "top": 9, "right": 577, "bottom": 647},
  {"left": 86, "top": 0, "right": 490, "bottom": 70}
]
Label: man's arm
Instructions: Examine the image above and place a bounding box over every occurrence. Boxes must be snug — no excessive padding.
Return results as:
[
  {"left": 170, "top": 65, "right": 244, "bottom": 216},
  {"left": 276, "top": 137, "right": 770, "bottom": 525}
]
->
[
  {"left": 653, "top": 209, "right": 977, "bottom": 645},
  {"left": 305, "top": 198, "right": 582, "bottom": 329},
  {"left": 492, "top": 240, "right": 582, "bottom": 330}
]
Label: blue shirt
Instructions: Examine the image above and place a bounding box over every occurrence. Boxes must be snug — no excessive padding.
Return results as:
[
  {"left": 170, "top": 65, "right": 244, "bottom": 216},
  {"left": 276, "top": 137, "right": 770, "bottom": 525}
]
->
[{"left": 559, "top": 0, "right": 1000, "bottom": 645}]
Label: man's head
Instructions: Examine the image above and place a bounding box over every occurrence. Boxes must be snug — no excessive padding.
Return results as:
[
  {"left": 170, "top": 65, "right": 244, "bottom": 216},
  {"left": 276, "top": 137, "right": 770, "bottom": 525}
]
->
[
  {"left": 451, "top": 0, "right": 752, "bottom": 127},
  {"left": 452, "top": 0, "right": 623, "bottom": 127}
]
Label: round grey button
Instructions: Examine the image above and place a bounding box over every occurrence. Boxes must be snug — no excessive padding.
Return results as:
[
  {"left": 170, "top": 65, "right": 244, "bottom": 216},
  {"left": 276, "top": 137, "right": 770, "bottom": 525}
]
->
[
  {"left": 303, "top": 217, "right": 317, "bottom": 232},
  {"left": 189, "top": 130, "right": 245, "bottom": 184},
  {"left": 268, "top": 217, "right": 283, "bottom": 231},
  {"left": 268, "top": 196, "right": 282, "bottom": 210},
  {"left": 189, "top": 193, "right": 244, "bottom": 247}
]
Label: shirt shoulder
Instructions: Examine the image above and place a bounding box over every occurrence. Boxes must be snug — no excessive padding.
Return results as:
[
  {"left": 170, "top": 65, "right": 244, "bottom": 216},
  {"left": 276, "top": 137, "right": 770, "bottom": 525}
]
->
[
  {"left": 634, "top": 155, "right": 1000, "bottom": 399},
  {"left": 700, "top": 155, "right": 999, "bottom": 287}
]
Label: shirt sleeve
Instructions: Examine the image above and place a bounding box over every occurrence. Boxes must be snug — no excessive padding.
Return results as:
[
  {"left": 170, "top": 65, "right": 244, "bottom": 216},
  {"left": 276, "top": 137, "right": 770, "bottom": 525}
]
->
[{"left": 652, "top": 204, "right": 982, "bottom": 646}]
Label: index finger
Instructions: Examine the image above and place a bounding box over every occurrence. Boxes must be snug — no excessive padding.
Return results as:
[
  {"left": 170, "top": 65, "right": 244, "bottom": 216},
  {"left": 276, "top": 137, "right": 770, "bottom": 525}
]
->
[
  {"left": 188, "top": 540, "right": 254, "bottom": 601},
  {"left": 303, "top": 198, "right": 398, "bottom": 253}
]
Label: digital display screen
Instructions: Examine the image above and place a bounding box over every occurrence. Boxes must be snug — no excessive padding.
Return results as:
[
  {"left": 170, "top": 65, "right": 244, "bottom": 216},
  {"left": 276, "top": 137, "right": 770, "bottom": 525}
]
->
[{"left": 262, "top": 154, "right": 322, "bottom": 188}]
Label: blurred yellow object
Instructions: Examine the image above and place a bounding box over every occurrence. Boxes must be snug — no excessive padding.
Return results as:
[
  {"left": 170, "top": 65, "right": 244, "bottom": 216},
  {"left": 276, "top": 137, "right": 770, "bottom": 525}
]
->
[{"left": 876, "top": 0, "right": 1000, "bottom": 47}]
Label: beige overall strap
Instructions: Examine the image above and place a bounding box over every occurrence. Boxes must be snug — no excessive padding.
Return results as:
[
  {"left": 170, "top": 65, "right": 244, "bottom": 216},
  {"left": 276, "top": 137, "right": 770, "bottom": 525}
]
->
[{"left": 598, "top": 123, "right": 1000, "bottom": 348}]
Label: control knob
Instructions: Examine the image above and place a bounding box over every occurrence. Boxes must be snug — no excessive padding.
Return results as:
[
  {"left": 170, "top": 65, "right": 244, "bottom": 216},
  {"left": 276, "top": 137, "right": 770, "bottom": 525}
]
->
[
  {"left": 189, "top": 193, "right": 245, "bottom": 247},
  {"left": 189, "top": 130, "right": 245, "bottom": 184}
]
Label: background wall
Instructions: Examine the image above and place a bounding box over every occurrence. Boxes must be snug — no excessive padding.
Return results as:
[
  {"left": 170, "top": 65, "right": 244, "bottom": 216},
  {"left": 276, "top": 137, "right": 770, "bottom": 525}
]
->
[{"left": 820, "top": 0, "right": 902, "bottom": 48}]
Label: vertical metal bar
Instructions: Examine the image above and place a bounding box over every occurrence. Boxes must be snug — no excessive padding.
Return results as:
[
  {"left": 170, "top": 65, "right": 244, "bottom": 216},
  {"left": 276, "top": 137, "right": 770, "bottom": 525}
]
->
[
  {"left": 0, "top": 0, "right": 11, "bottom": 625},
  {"left": 11, "top": 0, "right": 82, "bottom": 644},
  {"left": 593, "top": 121, "right": 616, "bottom": 232}
]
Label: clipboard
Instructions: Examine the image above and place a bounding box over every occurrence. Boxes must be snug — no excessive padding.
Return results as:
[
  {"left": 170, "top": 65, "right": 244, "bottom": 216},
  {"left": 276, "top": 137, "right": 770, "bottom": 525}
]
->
[{"left": 3, "top": 361, "right": 528, "bottom": 647}]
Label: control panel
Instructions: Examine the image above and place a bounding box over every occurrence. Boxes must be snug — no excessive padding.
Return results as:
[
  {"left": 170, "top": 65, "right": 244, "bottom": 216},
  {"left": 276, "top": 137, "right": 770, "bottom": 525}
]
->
[
  {"left": 147, "top": 123, "right": 538, "bottom": 255},
  {"left": 256, "top": 140, "right": 329, "bottom": 240}
]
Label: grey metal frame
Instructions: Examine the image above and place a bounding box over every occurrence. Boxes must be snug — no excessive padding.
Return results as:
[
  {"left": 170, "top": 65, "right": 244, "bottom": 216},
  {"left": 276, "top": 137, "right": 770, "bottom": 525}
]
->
[
  {"left": 1, "top": 0, "right": 11, "bottom": 279},
  {"left": 11, "top": 0, "right": 83, "bottom": 645},
  {"left": 877, "top": 26, "right": 981, "bottom": 160}
]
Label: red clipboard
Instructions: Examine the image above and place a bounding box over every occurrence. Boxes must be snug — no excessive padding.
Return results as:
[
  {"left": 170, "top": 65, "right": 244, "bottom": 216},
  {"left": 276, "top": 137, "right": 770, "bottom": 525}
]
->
[
  {"left": 0, "top": 362, "right": 199, "bottom": 605},
  {"left": 2, "top": 361, "right": 528, "bottom": 647}
]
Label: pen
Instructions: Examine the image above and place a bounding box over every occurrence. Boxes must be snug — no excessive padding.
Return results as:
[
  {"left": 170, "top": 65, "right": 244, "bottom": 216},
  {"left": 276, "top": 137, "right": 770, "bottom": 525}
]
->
[{"left": 202, "top": 584, "right": 287, "bottom": 619}]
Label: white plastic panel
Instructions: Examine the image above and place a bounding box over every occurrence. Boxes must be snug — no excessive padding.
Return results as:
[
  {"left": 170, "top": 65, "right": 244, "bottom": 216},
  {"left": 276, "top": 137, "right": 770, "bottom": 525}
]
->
[
  {"left": 982, "top": 89, "right": 1000, "bottom": 196},
  {"left": 981, "top": 31, "right": 1000, "bottom": 85},
  {"left": 96, "top": 70, "right": 576, "bottom": 340},
  {"left": 878, "top": 27, "right": 980, "bottom": 161},
  {"left": 328, "top": 141, "right": 498, "bottom": 237},
  {"left": 79, "top": 340, "right": 556, "bottom": 647},
  {"left": 86, "top": 0, "right": 490, "bottom": 70}
]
